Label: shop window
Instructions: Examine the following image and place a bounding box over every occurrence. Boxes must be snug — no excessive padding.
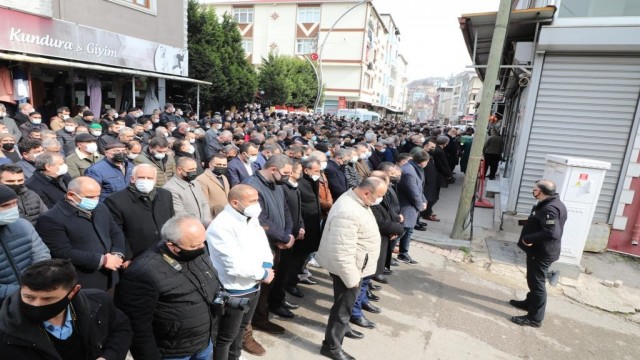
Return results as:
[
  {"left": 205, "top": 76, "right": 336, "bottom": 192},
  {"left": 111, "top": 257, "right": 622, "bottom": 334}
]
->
[
  {"left": 107, "top": 0, "right": 157, "bottom": 15},
  {"left": 233, "top": 7, "right": 254, "bottom": 24},
  {"left": 295, "top": 38, "right": 317, "bottom": 55},
  {"left": 297, "top": 7, "right": 320, "bottom": 23}
]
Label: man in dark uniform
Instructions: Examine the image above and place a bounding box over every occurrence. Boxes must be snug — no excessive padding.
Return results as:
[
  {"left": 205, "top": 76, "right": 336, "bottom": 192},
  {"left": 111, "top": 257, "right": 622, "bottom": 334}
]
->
[{"left": 510, "top": 179, "right": 567, "bottom": 327}]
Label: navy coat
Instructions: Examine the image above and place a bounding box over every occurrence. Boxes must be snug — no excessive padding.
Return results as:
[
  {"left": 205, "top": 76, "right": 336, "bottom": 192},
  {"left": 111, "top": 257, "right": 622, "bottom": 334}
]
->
[
  {"left": 226, "top": 156, "right": 259, "bottom": 187},
  {"left": 324, "top": 159, "right": 349, "bottom": 200},
  {"left": 398, "top": 160, "right": 426, "bottom": 228}
]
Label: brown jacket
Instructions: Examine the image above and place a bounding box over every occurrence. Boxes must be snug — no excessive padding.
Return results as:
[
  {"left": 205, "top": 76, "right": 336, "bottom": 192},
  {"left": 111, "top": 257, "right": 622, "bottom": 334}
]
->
[
  {"left": 196, "top": 170, "right": 230, "bottom": 219},
  {"left": 318, "top": 172, "right": 333, "bottom": 219}
]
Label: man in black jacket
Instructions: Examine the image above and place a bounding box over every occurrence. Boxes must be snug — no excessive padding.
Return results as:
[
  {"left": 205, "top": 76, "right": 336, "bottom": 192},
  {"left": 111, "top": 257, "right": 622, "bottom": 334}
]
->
[
  {"left": 115, "top": 215, "right": 220, "bottom": 360},
  {"left": 0, "top": 259, "right": 132, "bottom": 360},
  {"left": 104, "top": 163, "right": 175, "bottom": 259},
  {"left": 422, "top": 140, "right": 441, "bottom": 222},
  {"left": 510, "top": 179, "right": 567, "bottom": 327},
  {"left": 324, "top": 148, "right": 351, "bottom": 200},
  {"left": 432, "top": 136, "right": 453, "bottom": 188},
  {"left": 0, "top": 164, "right": 48, "bottom": 225}
]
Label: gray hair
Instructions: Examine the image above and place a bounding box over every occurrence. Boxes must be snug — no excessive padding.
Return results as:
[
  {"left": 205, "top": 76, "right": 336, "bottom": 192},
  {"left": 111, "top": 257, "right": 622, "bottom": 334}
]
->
[
  {"left": 302, "top": 158, "right": 320, "bottom": 170},
  {"left": 194, "top": 128, "right": 205, "bottom": 136},
  {"left": 308, "top": 150, "right": 327, "bottom": 163},
  {"left": 264, "top": 154, "right": 292, "bottom": 170},
  {"left": 132, "top": 163, "right": 158, "bottom": 178},
  {"left": 42, "top": 138, "right": 61, "bottom": 150},
  {"left": 161, "top": 215, "right": 201, "bottom": 245},
  {"left": 364, "top": 132, "right": 377, "bottom": 143},
  {"left": 334, "top": 148, "right": 351, "bottom": 160},
  {"left": 34, "top": 151, "right": 63, "bottom": 171},
  {"left": 119, "top": 127, "right": 134, "bottom": 135}
]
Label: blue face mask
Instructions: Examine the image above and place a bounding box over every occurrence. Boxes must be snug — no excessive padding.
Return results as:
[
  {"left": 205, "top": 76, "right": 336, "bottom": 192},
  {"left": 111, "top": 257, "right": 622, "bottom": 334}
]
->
[
  {"left": 72, "top": 193, "right": 99, "bottom": 211},
  {"left": 0, "top": 206, "right": 19, "bottom": 225},
  {"left": 311, "top": 136, "right": 317, "bottom": 141},
  {"left": 325, "top": 151, "right": 331, "bottom": 156}
]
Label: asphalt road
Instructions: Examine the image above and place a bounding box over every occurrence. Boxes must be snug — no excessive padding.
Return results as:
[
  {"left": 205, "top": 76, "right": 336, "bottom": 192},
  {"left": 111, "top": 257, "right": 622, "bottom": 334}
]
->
[{"left": 245, "top": 243, "right": 640, "bottom": 360}]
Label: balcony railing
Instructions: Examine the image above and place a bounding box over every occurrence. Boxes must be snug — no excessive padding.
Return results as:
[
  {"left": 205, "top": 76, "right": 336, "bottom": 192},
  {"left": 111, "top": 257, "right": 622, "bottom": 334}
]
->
[{"left": 514, "top": 0, "right": 556, "bottom": 10}]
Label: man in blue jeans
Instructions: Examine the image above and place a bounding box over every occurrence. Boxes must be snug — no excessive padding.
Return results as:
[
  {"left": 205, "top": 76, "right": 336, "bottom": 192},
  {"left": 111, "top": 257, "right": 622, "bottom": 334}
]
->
[{"left": 396, "top": 150, "right": 430, "bottom": 264}]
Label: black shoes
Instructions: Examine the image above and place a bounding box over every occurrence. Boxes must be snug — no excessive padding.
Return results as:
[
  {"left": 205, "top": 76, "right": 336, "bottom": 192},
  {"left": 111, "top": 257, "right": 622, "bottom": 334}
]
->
[
  {"left": 350, "top": 315, "right": 376, "bottom": 329},
  {"left": 414, "top": 224, "right": 427, "bottom": 231},
  {"left": 373, "top": 274, "right": 388, "bottom": 284},
  {"left": 397, "top": 254, "right": 418, "bottom": 265},
  {"left": 362, "top": 302, "right": 381, "bottom": 314},
  {"left": 510, "top": 315, "right": 541, "bottom": 328},
  {"left": 366, "top": 289, "right": 380, "bottom": 302},
  {"left": 418, "top": 221, "right": 428, "bottom": 227},
  {"left": 509, "top": 299, "right": 528, "bottom": 311},
  {"left": 548, "top": 270, "right": 560, "bottom": 286},
  {"left": 286, "top": 286, "right": 304, "bottom": 298},
  {"left": 368, "top": 282, "right": 382, "bottom": 291},
  {"left": 320, "top": 344, "right": 356, "bottom": 360},
  {"left": 281, "top": 299, "right": 299, "bottom": 310},
  {"left": 300, "top": 277, "right": 318, "bottom": 285},
  {"left": 269, "top": 305, "right": 294, "bottom": 318},
  {"left": 344, "top": 328, "right": 364, "bottom": 339}
]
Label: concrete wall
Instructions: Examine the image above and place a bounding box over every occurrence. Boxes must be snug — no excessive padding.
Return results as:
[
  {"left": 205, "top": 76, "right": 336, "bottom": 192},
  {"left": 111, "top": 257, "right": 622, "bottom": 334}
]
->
[{"left": 55, "top": 0, "right": 186, "bottom": 49}]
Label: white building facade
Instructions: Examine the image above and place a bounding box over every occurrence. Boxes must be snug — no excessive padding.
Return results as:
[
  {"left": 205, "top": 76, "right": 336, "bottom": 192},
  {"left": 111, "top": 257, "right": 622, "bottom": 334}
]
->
[{"left": 201, "top": 0, "right": 408, "bottom": 116}]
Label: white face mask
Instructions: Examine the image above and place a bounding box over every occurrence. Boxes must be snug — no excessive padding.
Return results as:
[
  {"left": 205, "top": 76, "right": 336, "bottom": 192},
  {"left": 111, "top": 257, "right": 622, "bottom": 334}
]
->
[
  {"left": 320, "top": 161, "right": 328, "bottom": 170},
  {"left": 154, "top": 152, "right": 166, "bottom": 160},
  {"left": 56, "top": 163, "right": 68, "bottom": 176},
  {"left": 311, "top": 174, "right": 320, "bottom": 182},
  {"left": 350, "top": 156, "right": 358, "bottom": 163},
  {"left": 64, "top": 125, "right": 75, "bottom": 133},
  {"left": 359, "top": 153, "right": 367, "bottom": 160},
  {"left": 31, "top": 118, "right": 42, "bottom": 125},
  {"left": 371, "top": 196, "right": 383, "bottom": 206},
  {"left": 135, "top": 179, "right": 155, "bottom": 194},
  {"left": 187, "top": 145, "right": 195, "bottom": 154},
  {"left": 163, "top": 133, "right": 169, "bottom": 138},
  {"left": 127, "top": 153, "right": 139, "bottom": 160},
  {"left": 189, "top": 138, "right": 196, "bottom": 144},
  {"left": 92, "top": 130, "right": 102, "bottom": 137},
  {"left": 152, "top": 118, "right": 160, "bottom": 124},
  {"left": 248, "top": 155, "right": 258, "bottom": 163},
  {"left": 84, "top": 143, "right": 98, "bottom": 154},
  {"left": 215, "top": 125, "right": 222, "bottom": 130},
  {"left": 0, "top": 112, "right": 5, "bottom": 117},
  {"left": 62, "top": 115, "right": 70, "bottom": 120},
  {"left": 241, "top": 202, "right": 262, "bottom": 218},
  {"left": 365, "top": 151, "right": 372, "bottom": 158}
]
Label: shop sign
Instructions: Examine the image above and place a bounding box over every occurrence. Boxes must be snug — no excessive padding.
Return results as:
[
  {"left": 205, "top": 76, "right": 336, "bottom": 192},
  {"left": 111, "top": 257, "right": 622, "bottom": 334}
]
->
[
  {"left": 0, "top": 7, "right": 188, "bottom": 76},
  {"left": 338, "top": 96, "right": 347, "bottom": 109}
]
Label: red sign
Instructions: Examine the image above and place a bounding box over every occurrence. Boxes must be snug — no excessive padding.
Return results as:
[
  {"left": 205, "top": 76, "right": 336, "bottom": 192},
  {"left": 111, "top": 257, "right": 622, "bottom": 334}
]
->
[
  {"left": 579, "top": 173, "right": 589, "bottom": 180},
  {"left": 338, "top": 97, "right": 347, "bottom": 109},
  {"left": 310, "top": 53, "right": 318, "bottom": 61}
]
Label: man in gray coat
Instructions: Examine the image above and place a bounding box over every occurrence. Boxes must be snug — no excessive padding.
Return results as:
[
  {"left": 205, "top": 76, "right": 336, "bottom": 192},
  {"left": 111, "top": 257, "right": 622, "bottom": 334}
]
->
[
  {"left": 163, "top": 157, "right": 212, "bottom": 226},
  {"left": 0, "top": 184, "right": 50, "bottom": 303},
  {"left": 396, "top": 149, "right": 430, "bottom": 265}
]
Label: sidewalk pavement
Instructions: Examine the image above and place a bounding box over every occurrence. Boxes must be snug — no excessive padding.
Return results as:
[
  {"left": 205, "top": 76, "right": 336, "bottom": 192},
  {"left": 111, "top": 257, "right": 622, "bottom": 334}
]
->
[{"left": 411, "top": 170, "right": 640, "bottom": 320}]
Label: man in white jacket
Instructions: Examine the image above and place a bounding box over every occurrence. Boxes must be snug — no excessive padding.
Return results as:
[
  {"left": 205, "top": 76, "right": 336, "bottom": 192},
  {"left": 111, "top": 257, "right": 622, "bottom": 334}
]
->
[
  {"left": 207, "top": 184, "right": 274, "bottom": 360},
  {"left": 316, "top": 177, "right": 386, "bottom": 360}
]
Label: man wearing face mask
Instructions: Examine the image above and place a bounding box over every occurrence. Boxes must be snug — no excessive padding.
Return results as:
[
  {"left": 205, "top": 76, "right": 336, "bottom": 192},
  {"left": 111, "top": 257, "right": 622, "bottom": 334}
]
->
[
  {"left": 17, "top": 138, "right": 44, "bottom": 179},
  {"left": 163, "top": 157, "right": 212, "bottom": 226},
  {"left": 159, "top": 103, "right": 178, "bottom": 127},
  {"left": 133, "top": 136, "right": 176, "bottom": 187},
  {"left": 0, "top": 164, "right": 48, "bottom": 226},
  {"left": 0, "top": 103, "right": 22, "bottom": 142},
  {"left": 206, "top": 185, "right": 274, "bottom": 359},
  {"left": 255, "top": 143, "right": 282, "bottom": 170},
  {"left": 25, "top": 152, "right": 72, "bottom": 208},
  {"left": 122, "top": 107, "right": 139, "bottom": 128},
  {"left": 104, "top": 164, "right": 175, "bottom": 259},
  {"left": 65, "top": 133, "right": 103, "bottom": 179},
  {"left": 324, "top": 148, "right": 351, "bottom": 200},
  {"left": 84, "top": 142, "right": 134, "bottom": 202},
  {"left": 227, "top": 142, "right": 260, "bottom": 187},
  {"left": 309, "top": 151, "right": 334, "bottom": 219},
  {"left": 0, "top": 183, "right": 50, "bottom": 303},
  {"left": 97, "top": 121, "right": 122, "bottom": 154},
  {"left": 0, "top": 259, "right": 132, "bottom": 359},
  {"left": 19, "top": 112, "right": 49, "bottom": 140},
  {"left": 196, "top": 154, "right": 230, "bottom": 219},
  {"left": 242, "top": 154, "right": 294, "bottom": 336},
  {"left": 421, "top": 140, "right": 441, "bottom": 222},
  {"left": 205, "top": 129, "right": 233, "bottom": 160},
  {"left": 55, "top": 117, "right": 77, "bottom": 156},
  {"left": 316, "top": 177, "right": 386, "bottom": 360},
  {"left": 35, "top": 177, "right": 126, "bottom": 291},
  {"left": 354, "top": 144, "right": 372, "bottom": 179},
  {"left": 0, "top": 133, "right": 20, "bottom": 163}
]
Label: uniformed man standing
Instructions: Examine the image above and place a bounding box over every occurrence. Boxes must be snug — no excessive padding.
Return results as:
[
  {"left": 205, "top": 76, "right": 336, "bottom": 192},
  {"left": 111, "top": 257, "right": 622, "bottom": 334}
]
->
[{"left": 510, "top": 179, "right": 567, "bottom": 327}]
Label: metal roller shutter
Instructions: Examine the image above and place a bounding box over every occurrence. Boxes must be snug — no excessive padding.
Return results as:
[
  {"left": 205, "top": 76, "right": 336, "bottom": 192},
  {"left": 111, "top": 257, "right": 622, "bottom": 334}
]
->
[{"left": 516, "top": 55, "right": 640, "bottom": 222}]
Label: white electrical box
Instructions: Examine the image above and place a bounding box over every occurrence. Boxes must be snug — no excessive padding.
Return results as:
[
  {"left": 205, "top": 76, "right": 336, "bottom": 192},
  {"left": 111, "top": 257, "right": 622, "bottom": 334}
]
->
[{"left": 543, "top": 155, "right": 611, "bottom": 268}]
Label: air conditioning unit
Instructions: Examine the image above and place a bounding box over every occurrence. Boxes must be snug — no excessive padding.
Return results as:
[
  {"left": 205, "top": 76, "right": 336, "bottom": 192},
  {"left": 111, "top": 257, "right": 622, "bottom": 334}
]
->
[{"left": 514, "top": 42, "right": 534, "bottom": 65}]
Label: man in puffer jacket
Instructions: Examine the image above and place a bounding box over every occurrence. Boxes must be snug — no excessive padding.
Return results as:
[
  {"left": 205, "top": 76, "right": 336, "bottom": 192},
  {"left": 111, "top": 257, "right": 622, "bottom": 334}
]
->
[
  {"left": 0, "top": 164, "right": 47, "bottom": 225},
  {"left": 0, "top": 184, "right": 50, "bottom": 303}
]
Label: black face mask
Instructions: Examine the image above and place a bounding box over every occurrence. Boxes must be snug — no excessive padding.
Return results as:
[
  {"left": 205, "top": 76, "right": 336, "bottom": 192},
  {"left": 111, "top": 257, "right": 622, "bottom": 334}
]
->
[
  {"left": 6, "top": 184, "right": 25, "bottom": 194},
  {"left": 212, "top": 167, "right": 227, "bottom": 176},
  {"left": 111, "top": 153, "right": 126, "bottom": 163},
  {"left": 171, "top": 243, "right": 205, "bottom": 262},
  {"left": 184, "top": 171, "right": 198, "bottom": 182},
  {"left": 2, "top": 143, "right": 14, "bottom": 151},
  {"left": 20, "top": 288, "right": 74, "bottom": 323},
  {"left": 275, "top": 171, "right": 289, "bottom": 185},
  {"left": 390, "top": 176, "right": 401, "bottom": 184}
]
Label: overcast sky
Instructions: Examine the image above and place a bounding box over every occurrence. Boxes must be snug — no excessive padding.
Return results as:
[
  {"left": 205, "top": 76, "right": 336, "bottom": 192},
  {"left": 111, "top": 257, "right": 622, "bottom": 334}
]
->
[{"left": 373, "top": 0, "right": 500, "bottom": 81}]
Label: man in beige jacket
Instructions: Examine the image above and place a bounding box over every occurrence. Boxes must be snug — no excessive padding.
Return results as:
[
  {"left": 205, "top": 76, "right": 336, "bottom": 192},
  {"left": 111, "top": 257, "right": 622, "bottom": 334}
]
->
[
  {"left": 195, "top": 154, "right": 230, "bottom": 219},
  {"left": 316, "top": 177, "right": 386, "bottom": 360}
]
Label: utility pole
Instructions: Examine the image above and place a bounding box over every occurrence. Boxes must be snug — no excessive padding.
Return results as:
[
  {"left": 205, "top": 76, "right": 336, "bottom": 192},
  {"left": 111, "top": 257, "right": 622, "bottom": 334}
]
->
[{"left": 450, "top": 0, "right": 511, "bottom": 239}]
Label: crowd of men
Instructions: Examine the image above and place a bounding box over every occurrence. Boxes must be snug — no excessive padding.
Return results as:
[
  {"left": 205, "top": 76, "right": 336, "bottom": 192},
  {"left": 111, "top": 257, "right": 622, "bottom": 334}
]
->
[{"left": 0, "top": 102, "right": 560, "bottom": 360}]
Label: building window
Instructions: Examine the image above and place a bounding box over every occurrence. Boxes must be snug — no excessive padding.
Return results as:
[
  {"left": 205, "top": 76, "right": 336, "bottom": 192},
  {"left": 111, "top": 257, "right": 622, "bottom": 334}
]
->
[
  {"left": 297, "top": 7, "right": 321, "bottom": 23},
  {"left": 106, "top": 0, "right": 157, "bottom": 14},
  {"left": 241, "top": 39, "right": 253, "bottom": 54},
  {"left": 233, "top": 7, "right": 254, "bottom": 24},
  {"left": 295, "top": 38, "right": 317, "bottom": 55},
  {"left": 559, "top": 0, "right": 640, "bottom": 17}
]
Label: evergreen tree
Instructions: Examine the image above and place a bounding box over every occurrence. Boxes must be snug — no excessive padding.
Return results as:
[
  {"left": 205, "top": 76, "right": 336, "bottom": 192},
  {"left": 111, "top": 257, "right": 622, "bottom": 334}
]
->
[{"left": 258, "top": 54, "right": 320, "bottom": 109}]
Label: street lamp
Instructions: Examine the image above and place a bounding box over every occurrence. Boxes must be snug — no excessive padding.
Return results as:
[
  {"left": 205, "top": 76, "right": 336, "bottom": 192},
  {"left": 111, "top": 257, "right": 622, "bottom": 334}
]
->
[{"left": 314, "top": 0, "right": 368, "bottom": 113}]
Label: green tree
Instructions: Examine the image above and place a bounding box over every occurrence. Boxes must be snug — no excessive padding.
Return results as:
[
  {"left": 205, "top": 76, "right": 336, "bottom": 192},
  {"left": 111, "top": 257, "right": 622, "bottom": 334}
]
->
[{"left": 258, "top": 54, "right": 320, "bottom": 109}]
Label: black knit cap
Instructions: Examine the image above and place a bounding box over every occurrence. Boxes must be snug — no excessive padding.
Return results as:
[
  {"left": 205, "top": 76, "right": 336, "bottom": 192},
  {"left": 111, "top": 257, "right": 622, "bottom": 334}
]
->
[{"left": 0, "top": 184, "right": 17, "bottom": 204}]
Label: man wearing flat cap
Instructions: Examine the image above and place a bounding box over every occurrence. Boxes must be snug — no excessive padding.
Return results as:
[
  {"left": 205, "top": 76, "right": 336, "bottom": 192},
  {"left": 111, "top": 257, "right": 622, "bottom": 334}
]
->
[
  {"left": 85, "top": 142, "right": 133, "bottom": 202},
  {"left": 65, "top": 133, "right": 103, "bottom": 178}
]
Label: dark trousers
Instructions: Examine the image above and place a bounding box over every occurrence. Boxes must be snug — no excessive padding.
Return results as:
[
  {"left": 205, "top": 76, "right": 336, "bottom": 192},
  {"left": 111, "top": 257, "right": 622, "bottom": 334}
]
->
[
  {"left": 351, "top": 277, "right": 371, "bottom": 318},
  {"left": 287, "top": 251, "right": 309, "bottom": 287},
  {"left": 524, "top": 256, "right": 553, "bottom": 323},
  {"left": 214, "top": 290, "right": 260, "bottom": 360},
  {"left": 324, "top": 274, "right": 360, "bottom": 351},
  {"left": 484, "top": 153, "right": 501, "bottom": 179},
  {"left": 422, "top": 198, "right": 438, "bottom": 218},
  {"left": 268, "top": 248, "right": 293, "bottom": 307},
  {"left": 398, "top": 225, "right": 414, "bottom": 256},
  {"left": 253, "top": 249, "right": 280, "bottom": 324}
]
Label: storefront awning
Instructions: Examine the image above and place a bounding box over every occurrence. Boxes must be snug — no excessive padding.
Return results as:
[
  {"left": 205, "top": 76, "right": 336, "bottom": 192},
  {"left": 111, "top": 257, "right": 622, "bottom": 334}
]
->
[
  {"left": 0, "top": 52, "right": 212, "bottom": 85},
  {"left": 459, "top": 6, "right": 556, "bottom": 80}
]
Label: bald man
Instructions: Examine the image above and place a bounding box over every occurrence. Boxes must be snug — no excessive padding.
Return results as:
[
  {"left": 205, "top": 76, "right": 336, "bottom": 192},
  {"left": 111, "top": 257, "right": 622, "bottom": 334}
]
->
[
  {"left": 35, "top": 176, "right": 126, "bottom": 291},
  {"left": 207, "top": 184, "right": 274, "bottom": 360}
]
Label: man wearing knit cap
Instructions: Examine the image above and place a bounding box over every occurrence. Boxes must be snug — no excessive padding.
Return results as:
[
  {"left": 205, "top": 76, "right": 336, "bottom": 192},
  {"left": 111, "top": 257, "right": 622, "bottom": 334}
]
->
[
  {"left": 0, "top": 183, "right": 50, "bottom": 303},
  {"left": 85, "top": 142, "right": 133, "bottom": 202}
]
